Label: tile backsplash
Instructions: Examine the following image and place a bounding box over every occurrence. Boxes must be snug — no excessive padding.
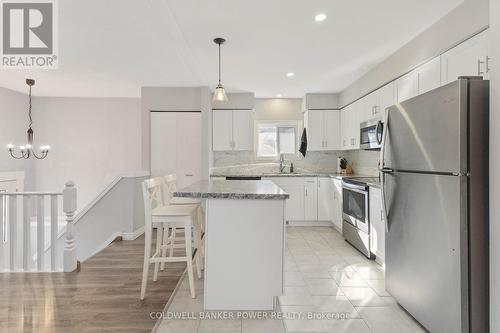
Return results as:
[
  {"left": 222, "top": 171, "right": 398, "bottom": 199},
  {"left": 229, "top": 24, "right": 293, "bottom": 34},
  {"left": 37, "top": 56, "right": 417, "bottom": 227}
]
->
[{"left": 211, "top": 149, "right": 380, "bottom": 176}]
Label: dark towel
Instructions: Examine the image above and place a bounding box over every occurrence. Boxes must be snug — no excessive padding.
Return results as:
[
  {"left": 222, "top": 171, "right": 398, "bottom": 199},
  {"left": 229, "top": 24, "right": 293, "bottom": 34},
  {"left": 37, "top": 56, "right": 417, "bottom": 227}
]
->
[{"left": 299, "top": 128, "right": 307, "bottom": 157}]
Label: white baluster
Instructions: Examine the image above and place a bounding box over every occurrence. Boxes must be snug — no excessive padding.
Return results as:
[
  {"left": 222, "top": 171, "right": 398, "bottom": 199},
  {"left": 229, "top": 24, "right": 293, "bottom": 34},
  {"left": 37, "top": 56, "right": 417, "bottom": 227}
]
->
[
  {"left": 9, "top": 196, "right": 17, "bottom": 271},
  {"left": 36, "top": 195, "right": 44, "bottom": 271},
  {"left": 63, "top": 181, "right": 77, "bottom": 272},
  {"left": 23, "top": 195, "right": 31, "bottom": 271},
  {"left": 50, "top": 195, "right": 58, "bottom": 271}
]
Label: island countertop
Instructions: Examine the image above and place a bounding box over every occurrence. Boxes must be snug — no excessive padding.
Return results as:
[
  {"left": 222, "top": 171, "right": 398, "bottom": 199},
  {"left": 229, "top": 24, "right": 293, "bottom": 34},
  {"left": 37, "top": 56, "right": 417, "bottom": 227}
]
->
[{"left": 173, "top": 179, "right": 289, "bottom": 200}]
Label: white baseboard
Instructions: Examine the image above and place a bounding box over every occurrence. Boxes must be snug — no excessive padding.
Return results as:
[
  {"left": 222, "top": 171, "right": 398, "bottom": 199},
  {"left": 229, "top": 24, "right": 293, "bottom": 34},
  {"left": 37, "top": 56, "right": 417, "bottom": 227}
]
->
[{"left": 122, "top": 226, "right": 145, "bottom": 240}]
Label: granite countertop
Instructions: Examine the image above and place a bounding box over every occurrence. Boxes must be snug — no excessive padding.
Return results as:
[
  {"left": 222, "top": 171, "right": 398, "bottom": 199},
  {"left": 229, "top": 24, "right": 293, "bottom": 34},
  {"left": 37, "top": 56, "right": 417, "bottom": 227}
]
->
[
  {"left": 210, "top": 172, "right": 375, "bottom": 180},
  {"left": 173, "top": 179, "right": 290, "bottom": 200}
]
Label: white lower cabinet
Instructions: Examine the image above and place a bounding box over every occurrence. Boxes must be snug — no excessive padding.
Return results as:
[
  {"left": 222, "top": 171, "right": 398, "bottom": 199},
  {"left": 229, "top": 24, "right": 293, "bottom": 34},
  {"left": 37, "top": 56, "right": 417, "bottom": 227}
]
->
[
  {"left": 265, "top": 177, "right": 338, "bottom": 223},
  {"left": 369, "top": 187, "right": 385, "bottom": 264},
  {"left": 284, "top": 184, "right": 305, "bottom": 221},
  {"left": 331, "top": 179, "right": 343, "bottom": 232},
  {"left": 317, "top": 178, "right": 332, "bottom": 221},
  {"left": 304, "top": 178, "right": 318, "bottom": 221}
]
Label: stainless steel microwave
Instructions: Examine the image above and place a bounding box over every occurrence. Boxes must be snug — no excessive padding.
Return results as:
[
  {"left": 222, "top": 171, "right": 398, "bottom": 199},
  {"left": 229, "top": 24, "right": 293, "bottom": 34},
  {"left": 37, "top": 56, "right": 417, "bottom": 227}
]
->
[{"left": 360, "top": 119, "right": 383, "bottom": 150}]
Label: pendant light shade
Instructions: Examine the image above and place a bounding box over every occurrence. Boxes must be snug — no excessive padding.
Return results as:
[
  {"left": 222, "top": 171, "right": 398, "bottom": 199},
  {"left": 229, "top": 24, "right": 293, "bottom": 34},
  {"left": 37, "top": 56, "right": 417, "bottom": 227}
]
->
[
  {"left": 213, "top": 84, "right": 228, "bottom": 102},
  {"left": 213, "top": 37, "right": 228, "bottom": 103}
]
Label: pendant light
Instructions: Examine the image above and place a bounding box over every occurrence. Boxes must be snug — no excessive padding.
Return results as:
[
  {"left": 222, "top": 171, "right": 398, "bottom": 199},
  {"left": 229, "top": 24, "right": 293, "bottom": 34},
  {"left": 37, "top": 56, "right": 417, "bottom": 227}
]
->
[
  {"left": 213, "top": 37, "right": 228, "bottom": 102},
  {"left": 7, "top": 79, "right": 50, "bottom": 159}
]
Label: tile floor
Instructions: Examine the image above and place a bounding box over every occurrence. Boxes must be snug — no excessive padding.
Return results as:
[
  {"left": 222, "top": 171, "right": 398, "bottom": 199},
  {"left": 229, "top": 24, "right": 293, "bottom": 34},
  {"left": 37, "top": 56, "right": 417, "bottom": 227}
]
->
[{"left": 156, "top": 226, "right": 427, "bottom": 333}]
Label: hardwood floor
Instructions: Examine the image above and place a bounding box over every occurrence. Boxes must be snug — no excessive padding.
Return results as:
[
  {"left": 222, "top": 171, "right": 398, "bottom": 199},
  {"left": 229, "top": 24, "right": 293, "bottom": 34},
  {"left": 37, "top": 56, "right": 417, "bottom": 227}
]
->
[{"left": 0, "top": 235, "right": 186, "bottom": 333}]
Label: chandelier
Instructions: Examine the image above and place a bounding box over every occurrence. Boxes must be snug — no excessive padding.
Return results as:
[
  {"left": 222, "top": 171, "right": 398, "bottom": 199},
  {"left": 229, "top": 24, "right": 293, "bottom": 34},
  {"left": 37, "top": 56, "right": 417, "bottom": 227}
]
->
[{"left": 7, "top": 79, "right": 50, "bottom": 159}]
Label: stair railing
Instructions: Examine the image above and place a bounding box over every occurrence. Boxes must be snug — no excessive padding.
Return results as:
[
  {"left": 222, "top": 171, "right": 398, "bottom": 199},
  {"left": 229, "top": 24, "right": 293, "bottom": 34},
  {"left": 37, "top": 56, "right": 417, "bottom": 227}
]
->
[{"left": 0, "top": 181, "right": 77, "bottom": 272}]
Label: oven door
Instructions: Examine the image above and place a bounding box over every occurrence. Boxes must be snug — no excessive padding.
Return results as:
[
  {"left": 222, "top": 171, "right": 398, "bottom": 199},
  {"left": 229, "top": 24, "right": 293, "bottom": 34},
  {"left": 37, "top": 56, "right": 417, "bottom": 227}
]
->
[
  {"left": 360, "top": 119, "right": 383, "bottom": 150},
  {"left": 342, "top": 183, "right": 369, "bottom": 233}
]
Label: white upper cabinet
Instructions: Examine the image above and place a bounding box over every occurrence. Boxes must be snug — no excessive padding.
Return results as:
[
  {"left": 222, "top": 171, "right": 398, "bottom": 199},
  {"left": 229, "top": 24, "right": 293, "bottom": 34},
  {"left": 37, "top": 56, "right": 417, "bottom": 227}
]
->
[
  {"left": 212, "top": 110, "right": 253, "bottom": 151},
  {"left": 378, "top": 82, "right": 396, "bottom": 114},
  {"left": 441, "top": 30, "right": 489, "bottom": 84},
  {"left": 212, "top": 110, "right": 233, "bottom": 151},
  {"left": 395, "top": 71, "right": 419, "bottom": 103},
  {"left": 304, "top": 111, "right": 324, "bottom": 151},
  {"left": 417, "top": 57, "right": 441, "bottom": 95},
  {"left": 304, "top": 110, "right": 340, "bottom": 151},
  {"left": 232, "top": 110, "right": 253, "bottom": 150},
  {"left": 324, "top": 111, "right": 341, "bottom": 150}
]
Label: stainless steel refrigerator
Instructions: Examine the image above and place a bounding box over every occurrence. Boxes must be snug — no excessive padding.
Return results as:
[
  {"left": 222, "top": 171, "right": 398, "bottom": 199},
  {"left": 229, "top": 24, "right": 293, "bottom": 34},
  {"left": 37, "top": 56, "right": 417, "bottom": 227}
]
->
[{"left": 380, "top": 77, "right": 489, "bottom": 333}]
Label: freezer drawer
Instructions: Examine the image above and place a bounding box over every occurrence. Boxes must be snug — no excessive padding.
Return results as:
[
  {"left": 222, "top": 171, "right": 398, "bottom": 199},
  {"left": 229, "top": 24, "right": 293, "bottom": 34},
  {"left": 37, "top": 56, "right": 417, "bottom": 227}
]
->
[{"left": 384, "top": 171, "right": 466, "bottom": 333}]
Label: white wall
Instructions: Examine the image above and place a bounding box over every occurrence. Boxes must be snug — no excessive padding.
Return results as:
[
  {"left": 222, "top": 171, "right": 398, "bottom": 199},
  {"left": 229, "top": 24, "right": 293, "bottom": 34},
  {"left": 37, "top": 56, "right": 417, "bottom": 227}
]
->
[
  {"left": 490, "top": 0, "right": 499, "bottom": 330},
  {"left": 0, "top": 87, "right": 35, "bottom": 189},
  {"left": 32, "top": 96, "right": 143, "bottom": 210},
  {"left": 339, "top": 0, "right": 489, "bottom": 106},
  {"left": 254, "top": 98, "right": 303, "bottom": 121}
]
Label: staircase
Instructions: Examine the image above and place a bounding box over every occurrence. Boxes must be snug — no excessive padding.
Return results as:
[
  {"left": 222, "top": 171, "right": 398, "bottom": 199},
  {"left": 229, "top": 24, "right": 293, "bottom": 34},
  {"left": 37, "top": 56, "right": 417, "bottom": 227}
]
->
[{"left": 0, "top": 173, "right": 149, "bottom": 272}]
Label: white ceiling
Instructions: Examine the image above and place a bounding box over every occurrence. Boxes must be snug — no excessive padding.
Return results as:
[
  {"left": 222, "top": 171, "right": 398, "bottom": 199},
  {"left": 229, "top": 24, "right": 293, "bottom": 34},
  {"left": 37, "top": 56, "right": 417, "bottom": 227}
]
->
[{"left": 0, "top": 0, "right": 463, "bottom": 98}]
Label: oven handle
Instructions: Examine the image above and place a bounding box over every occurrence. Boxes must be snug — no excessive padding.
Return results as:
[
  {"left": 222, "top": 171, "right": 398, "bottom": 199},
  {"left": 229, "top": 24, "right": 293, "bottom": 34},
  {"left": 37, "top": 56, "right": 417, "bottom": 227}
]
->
[{"left": 342, "top": 183, "right": 368, "bottom": 193}]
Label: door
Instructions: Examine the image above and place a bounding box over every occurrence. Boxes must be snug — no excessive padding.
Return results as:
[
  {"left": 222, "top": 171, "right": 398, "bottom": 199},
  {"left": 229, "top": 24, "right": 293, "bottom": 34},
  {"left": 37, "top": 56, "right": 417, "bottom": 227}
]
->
[
  {"left": 305, "top": 111, "right": 324, "bottom": 151},
  {"left": 304, "top": 179, "right": 318, "bottom": 220},
  {"left": 150, "top": 112, "right": 177, "bottom": 177},
  {"left": 324, "top": 110, "right": 340, "bottom": 150},
  {"left": 150, "top": 112, "right": 202, "bottom": 188},
  {"left": 395, "top": 71, "right": 418, "bottom": 103},
  {"left": 212, "top": 110, "right": 233, "bottom": 151},
  {"left": 317, "top": 178, "right": 331, "bottom": 221},
  {"left": 232, "top": 110, "right": 253, "bottom": 150},
  {"left": 417, "top": 57, "right": 441, "bottom": 95},
  {"left": 176, "top": 113, "right": 202, "bottom": 188},
  {"left": 383, "top": 171, "right": 464, "bottom": 333},
  {"left": 384, "top": 79, "right": 466, "bottom": 173},
  {"left": 441, "top": 30, "right": 489, "bottom": 84}
]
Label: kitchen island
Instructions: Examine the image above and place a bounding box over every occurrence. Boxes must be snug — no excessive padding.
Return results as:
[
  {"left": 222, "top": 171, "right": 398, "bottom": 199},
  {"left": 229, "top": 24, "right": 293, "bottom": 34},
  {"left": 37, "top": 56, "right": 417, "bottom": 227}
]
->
[{"left": 174, "top": 179, "right": 289, "bottom": 311}]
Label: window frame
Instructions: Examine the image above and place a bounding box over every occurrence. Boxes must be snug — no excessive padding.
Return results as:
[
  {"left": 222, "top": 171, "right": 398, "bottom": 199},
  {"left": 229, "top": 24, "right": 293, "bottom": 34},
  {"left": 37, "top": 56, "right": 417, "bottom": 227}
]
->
[{"left": 254, "top": 120, "right": 303, "bottom": 161}]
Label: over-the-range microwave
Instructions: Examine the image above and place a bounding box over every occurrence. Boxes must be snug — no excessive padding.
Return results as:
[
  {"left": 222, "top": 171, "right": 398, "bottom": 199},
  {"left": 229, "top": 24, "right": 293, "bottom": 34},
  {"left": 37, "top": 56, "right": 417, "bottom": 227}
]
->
[{"left": 360, "top": 119, "right": 383, "bottom": 150}]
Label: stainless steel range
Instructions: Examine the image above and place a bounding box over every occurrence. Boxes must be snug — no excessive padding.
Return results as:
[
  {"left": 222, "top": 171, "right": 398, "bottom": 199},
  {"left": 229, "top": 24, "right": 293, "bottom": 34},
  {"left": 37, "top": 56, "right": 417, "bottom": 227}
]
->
[{"left": 341, "top": 177, "right": 378, "bottom": 258}]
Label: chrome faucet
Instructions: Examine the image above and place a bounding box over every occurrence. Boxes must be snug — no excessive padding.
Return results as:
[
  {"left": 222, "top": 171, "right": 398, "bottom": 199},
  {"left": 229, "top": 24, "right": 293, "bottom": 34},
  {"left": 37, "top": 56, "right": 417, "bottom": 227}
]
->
[{"left": 279, "top": 153, "right": 286, "bottom": 173}]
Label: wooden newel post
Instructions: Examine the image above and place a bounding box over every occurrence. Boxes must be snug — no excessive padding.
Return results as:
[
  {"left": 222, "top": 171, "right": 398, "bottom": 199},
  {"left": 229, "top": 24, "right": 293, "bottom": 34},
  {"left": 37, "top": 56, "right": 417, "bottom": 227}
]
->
[{"left": 63, "top": 181, "right": 77, "bottom": 272}]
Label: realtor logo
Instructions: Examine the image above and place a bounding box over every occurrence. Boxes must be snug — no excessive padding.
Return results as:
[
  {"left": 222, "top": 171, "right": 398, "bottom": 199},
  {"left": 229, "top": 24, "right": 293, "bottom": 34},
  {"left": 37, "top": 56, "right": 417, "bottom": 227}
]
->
[{"left": 1, "top": 0, "right": 58, "bottom": 69}]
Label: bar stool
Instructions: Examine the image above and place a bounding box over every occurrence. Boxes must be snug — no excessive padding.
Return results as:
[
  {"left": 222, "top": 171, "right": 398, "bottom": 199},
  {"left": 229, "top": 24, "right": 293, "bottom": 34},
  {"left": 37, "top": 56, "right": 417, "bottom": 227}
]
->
[
  {"left": 140, "top": 178, "right": 201, "bottom": 300},
  {"left": 160, "top": 175, "right": 205, "bottom": 270}
]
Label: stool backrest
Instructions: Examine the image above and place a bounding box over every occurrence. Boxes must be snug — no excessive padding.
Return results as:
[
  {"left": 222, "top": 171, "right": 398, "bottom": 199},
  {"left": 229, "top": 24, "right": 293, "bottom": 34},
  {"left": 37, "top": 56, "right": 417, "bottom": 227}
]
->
[
  {"left": 162, "top": 174, "right": 177, "bottom": 204},
  {"left": 144, "top": 177, "right": 165, "bottom": 209}
]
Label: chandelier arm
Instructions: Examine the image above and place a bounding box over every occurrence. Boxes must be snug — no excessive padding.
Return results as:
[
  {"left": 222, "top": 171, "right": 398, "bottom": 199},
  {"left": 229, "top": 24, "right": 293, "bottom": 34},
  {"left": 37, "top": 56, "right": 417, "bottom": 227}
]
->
[
  {"left": 31, "top": 149, "right": 45, "bottom": 160},
  {"left": 9, "top": 150, "right": 25, "bottom": 159}
]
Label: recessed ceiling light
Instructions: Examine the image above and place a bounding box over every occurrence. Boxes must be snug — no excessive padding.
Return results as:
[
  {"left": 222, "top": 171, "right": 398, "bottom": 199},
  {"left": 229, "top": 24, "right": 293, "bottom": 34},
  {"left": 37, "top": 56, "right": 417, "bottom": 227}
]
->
[
  {"left": 315, "top": 13, "right": 327, "bottom": 22},
  {"left": 286, "top": 72, "right": 295, "bottom": 77},
  {"left": 276, "top": 94, "right": 282, "bottom": 98}
]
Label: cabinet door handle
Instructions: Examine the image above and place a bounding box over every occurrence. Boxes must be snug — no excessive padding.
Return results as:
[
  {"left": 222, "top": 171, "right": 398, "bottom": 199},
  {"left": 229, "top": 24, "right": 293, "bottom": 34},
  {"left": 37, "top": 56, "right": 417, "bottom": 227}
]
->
[
  {"left": 185, "top": 174, "right": 193, "bottom": 177},
  {"left": 486, "top": 56, "right": 491, "bottom": 73},
  {"left": 305, "top": 188, "right": 308, "bottom": 196},
  {"left": 381, "top": 209, "right": 383, "bottom": 221},
  {"left": 478, "top": 59, "right": 485, "bottom": 76}
]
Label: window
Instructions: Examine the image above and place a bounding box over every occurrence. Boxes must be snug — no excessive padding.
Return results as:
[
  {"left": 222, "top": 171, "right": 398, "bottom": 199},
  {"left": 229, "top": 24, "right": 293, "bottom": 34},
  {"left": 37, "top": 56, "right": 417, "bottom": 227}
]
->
[{"left": 256, "top": 122, "right": 299, "bottom": 159}]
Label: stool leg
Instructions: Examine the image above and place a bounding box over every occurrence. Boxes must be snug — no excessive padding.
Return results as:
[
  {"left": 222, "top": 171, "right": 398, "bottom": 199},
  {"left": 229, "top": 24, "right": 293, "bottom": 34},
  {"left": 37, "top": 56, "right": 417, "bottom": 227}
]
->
[
  {"left": 169, "top": 227, "right": 176, "bottom": 257},
  {"left": 193, "top": 224, "right": 202, "bottom": 279},
  {"left": 140, "top": 224, "right": 152, "bottom": 300},
  {"left": 153, "top": 224, "right": 163, "bottom": 282},
  {"left": 197, "top": 206, "right": 205, "bottom": 270},
  {"left": 184, "top": 219, "right": 195, "bottom": 298},
  {"left": 160, "top": 227, "right": 169, "bottom": 271}
]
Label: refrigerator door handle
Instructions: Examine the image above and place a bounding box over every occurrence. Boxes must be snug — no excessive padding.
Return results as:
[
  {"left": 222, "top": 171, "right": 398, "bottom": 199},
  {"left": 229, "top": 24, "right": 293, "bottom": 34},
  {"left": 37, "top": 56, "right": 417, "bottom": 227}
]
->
[
  {"left": 379, "top": 107, "right": 389, "bottom": 169},
  {"left": 380, "top": 169, "right": 392, "bottom": 232}
]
